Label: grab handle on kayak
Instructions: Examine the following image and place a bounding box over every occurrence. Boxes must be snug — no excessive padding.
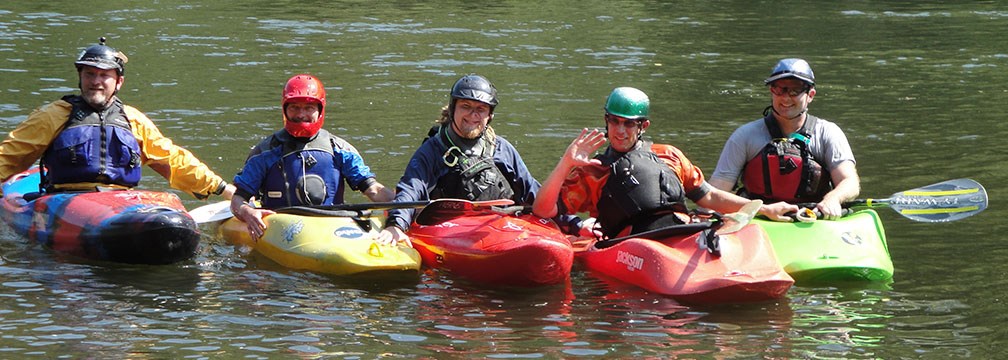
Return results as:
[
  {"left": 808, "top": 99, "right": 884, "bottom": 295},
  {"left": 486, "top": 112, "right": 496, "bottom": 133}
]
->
[
  {"left": 368, "top": 242, "right": 384, "bottom": 257},
  {"left": 787, "top": 205, "right": 853, "bottom": 222}
]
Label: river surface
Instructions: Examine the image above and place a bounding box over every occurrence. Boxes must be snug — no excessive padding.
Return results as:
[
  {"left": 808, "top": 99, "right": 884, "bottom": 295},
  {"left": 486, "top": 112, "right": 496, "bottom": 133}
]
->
[{"left": 1, "top": 1, "right": 1006, "bottom": 358}]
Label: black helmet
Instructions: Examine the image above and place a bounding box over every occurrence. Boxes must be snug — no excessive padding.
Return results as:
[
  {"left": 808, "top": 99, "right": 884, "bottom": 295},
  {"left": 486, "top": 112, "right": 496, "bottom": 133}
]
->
[
  {"left": 75, "top": 37, "right": 127, "bottom": 75},
  {"left": 450, "top": 75, "right": 498, "bottom": 108}
]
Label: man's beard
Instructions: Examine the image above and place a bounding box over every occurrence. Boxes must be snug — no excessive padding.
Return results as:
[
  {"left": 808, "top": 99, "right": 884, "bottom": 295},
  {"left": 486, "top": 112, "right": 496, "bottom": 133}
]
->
[
  {"left": 453, "top": 121, "right": 484, "bottom": 139},
  {"left": 82, "top": 89, "right": 113, "bottom": 109}
]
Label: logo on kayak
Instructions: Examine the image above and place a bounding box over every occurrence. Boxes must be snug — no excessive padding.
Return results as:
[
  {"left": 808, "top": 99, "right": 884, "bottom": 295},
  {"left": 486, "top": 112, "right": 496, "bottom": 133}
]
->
[
  {"left": 333, "top": 226, "right": 364, "bottom": 239},
  {"left": 283, "top": 221, "right": 305, "bottom": 243},
  {"left": 111, "top": 191, "right": 146, "bottom": 202},
  {"left": 840, "top": 232, "right": 862, "bottom": 246},
  {"left": 503, "top": 221, "right": 523, "bottom": 231},
  {"left": 616, "top": 250, "right": 644, "bottom": 272}
]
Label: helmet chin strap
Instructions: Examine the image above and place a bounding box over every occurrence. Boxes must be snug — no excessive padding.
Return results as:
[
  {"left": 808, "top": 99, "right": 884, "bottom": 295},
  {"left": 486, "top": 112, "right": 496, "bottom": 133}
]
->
[
  {"left": 771, "top": 105, "right": 807, "bottom": 121},
  {"left": 633, "top": 127, "right": 645, "bottom": 148}
]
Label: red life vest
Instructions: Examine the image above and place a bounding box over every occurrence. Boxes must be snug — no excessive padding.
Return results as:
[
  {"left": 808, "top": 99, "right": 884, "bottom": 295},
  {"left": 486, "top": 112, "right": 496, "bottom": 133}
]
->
[{"left": 740, "top": 115, "right": 832, "bottom": 203}]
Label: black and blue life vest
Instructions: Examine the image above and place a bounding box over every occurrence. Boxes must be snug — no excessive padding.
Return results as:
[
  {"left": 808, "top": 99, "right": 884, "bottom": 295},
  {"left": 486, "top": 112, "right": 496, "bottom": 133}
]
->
[
  {"left": 40, "top": 95, "right": 142, "bottom": 191},
  {"left": 258, "top": 129, "right": 346, "bottom": 209},
  {"left": 596, "top": 141, "right": 689, "bottom": 238},
  {"left": 426, "top": 124, "right": 515, "bottom": 202}
]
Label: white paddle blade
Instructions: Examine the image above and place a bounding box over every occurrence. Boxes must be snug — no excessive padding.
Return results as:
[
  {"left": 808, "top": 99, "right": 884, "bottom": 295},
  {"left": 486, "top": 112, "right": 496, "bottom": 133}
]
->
[
  {"left": 889, "top": 178, "right": 988, "bottom": 222},
  {"left": 718, "top": 199, "right": 763, "bottom": 234},
  {"left": 189, "top": 201, "right": 233, "bottom": 223}
]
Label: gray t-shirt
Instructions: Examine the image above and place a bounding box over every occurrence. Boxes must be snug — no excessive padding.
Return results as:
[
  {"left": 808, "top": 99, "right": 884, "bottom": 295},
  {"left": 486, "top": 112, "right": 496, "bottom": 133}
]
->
[{"left": 710, "top": 115, "right": 856, "bottom": 187}]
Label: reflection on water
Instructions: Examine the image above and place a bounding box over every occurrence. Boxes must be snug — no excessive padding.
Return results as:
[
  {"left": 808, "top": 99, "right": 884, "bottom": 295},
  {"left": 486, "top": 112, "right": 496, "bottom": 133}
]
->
[
  {"left": 1, "top": 1, "right": 1006, "bottom": 358},
  {"left": 570, "top": 270, "right": 796, "bottom": 358},
  {"left": 0, "top": 223, "right": 996, "bottom": 358},
  {"left": 409, "top": 271, "right": 576, "bottom": 357}
]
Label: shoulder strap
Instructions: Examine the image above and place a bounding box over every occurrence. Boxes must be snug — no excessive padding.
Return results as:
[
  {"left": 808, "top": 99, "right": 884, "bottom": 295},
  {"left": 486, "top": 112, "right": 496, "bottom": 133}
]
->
[
  {"left": 61, "top": 94, "right": 83, "bottom": 107},
  {"left": 763, "top": 112, "right": 817, "bottom": 142},
  {"left": 797, "top": 114, "right": 818, "bottom": 138},
  {"left": 482, "top": 129, "right": 497, "bottom": 159},
  {"left": 762, "top": 114, "right": 785, "bottom": 139},
  {"left": 268, "top": 129, "right": 286, "bottom": 149},
  {"left": 421, "top": 123, "right": 442, "bottom": 145}
]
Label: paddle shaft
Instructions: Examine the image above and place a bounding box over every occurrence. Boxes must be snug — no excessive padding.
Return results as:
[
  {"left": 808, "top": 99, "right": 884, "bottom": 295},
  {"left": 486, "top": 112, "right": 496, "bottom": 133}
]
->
[
  {"left": 190, "top": 200, "right": 434, "bottom": 223},
  {"left": 412, "top": 198, "right": 519, "bottom": 226},
  {"left": 291, "top": 201, "right": 430, "bottom": 212},
  {"left": 590, "top": 199, "right": 761, "bottom": 250},
  {"left": 593, "top": 222, "right": 715, "bottom": 249}
]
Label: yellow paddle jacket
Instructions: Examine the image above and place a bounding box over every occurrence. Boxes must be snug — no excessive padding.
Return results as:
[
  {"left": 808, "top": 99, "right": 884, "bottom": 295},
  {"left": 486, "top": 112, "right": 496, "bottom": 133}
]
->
[{"left": 0, "top": 98, "right": 226, "bottom": 198}]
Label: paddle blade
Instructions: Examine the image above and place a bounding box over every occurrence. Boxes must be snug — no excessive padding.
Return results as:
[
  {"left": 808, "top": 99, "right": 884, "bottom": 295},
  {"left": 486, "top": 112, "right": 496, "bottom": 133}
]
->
[
  {"left": 886, "top": 178, "right": 988, "bottom": 222},
  {"left": 718, "top": 199, "right": 762, "bottom": 234},
  {"left": 189, "top": 201, "right": 233, "bottom": 224},
  {"left": 413, "top": 198, "right": 516, "bottom": 226}
]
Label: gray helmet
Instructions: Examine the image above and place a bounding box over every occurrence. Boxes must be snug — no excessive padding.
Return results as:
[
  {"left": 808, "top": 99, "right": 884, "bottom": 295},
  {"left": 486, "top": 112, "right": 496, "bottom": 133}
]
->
[
  {"left": 450, "top": 75, "right": 498, "bottom": 108},
  {"left": 75, "top": 37, "right": 126, "bottom": 75},
  {"left": 764, "top": 58, "right": 814, "bottom": 86}
]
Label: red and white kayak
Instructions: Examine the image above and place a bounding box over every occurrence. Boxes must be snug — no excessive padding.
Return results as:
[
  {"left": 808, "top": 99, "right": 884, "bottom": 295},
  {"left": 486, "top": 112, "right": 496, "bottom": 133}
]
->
[
  {"left": 407, "top": 201, "right": 573, "bottom": 287},
  {"left": 574, "top": 223, "right": 793, "bottom": 304}
]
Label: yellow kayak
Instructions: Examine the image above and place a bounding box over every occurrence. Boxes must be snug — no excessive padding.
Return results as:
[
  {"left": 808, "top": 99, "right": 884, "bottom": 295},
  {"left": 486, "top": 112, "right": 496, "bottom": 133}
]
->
[{"left": 218, "top": 210, "right": 421, "bottom": 275}]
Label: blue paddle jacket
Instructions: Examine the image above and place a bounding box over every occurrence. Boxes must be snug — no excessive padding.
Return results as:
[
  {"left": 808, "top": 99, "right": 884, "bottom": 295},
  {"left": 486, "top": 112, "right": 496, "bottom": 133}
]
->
[
  {"left": 232, "top": 129, "right": 377, "bottom": 209},
  {"left": 386, "top": 127, "right": 582, "bottom": 234}
]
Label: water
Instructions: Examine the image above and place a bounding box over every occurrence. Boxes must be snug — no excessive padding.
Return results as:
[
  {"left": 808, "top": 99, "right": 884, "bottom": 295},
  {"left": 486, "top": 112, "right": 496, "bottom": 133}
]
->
[{"left": 1, "top": 1, "right": 1006, "bottom": 358}]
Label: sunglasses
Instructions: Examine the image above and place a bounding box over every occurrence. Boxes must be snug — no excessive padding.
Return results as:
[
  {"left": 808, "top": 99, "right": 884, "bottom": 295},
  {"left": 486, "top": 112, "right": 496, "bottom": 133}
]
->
[
  {"left": 605, "top": 115, "right": 644, "bottom": 129},
  {"left": 769, "top": 85, "right": 810, "bottom": 97}
]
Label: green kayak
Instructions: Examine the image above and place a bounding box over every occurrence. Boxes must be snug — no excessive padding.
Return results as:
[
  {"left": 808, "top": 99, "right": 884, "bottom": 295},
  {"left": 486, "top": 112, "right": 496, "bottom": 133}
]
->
[{"left": 755, "top": 209, "right": 894, "bottom": 282}]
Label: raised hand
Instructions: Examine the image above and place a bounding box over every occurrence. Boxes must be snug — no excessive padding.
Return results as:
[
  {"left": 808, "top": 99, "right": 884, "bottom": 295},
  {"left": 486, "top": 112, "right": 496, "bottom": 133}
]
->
[{"left": 562, "top": 128, "right": 607, "bottom": 168}]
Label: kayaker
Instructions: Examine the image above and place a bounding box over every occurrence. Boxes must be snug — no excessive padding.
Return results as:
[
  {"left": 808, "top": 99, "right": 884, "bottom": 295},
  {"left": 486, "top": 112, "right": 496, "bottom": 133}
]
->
[
  {"left": 0, "top": 37, "right": 235, "bottom": 199},
  {"left": 709, "top": 58, "right": 860, "bottom": 220},
  {"left": 532, "top": 87, "right": 797, "bottom": 240},
  {"left": 230, "top": 74, "right": 395, "bottom": 239},
  {"left": 376, "top": 74, "right": 595, "bottom": 246}
]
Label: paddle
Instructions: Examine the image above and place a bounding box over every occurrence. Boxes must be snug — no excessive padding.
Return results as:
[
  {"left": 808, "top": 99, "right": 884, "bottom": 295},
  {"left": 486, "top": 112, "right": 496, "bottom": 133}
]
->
[
  {"left": 412, "top": 198, "right": 518, "bottom": 226},
  {"left": 593, "top": 199, "right": 763, "bottom": 250},
  {"left": 273, "top": 201, "right": 433, "bottom": 218},
  {"left": 188, "top": 200, "right": 432, "bottom": 224},
  {"left": 796, "top": 178, "right": 987, "bottom": 223},
  {"left": 188, "top": 201, "right": 233, "bottom": 223}
]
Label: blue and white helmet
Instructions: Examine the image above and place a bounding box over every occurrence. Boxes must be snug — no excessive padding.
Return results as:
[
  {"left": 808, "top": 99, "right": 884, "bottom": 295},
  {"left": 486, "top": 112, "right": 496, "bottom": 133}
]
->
[{"left": 764, "top": 58, "right": 814, "bottom": 86}]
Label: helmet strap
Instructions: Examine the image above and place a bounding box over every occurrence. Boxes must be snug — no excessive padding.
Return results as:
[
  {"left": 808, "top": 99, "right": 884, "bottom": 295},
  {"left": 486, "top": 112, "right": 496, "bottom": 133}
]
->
[{"left": 768, "top": 103, "right": 808, "bottom": 121}]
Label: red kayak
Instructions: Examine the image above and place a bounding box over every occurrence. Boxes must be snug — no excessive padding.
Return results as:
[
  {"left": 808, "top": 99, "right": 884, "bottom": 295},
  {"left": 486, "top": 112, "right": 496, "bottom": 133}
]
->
[
  {"left": 575, "top": 223, "right": 793, "bottom": 304},
  {"left": 407, "top": 200, "right": 573, "bottom": 287}
]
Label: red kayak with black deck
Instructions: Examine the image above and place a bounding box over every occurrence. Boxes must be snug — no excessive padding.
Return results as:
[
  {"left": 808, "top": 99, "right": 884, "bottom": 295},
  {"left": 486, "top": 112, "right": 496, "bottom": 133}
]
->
[{"left": 406, "top": 199, "right": 574, "bottom": 287}]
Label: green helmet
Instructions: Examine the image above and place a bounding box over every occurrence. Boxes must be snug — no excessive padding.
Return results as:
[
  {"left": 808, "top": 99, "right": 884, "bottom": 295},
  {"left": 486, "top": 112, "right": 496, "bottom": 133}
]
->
[{"left": 604, "top": 87, "right": 649, "bottom": 120}]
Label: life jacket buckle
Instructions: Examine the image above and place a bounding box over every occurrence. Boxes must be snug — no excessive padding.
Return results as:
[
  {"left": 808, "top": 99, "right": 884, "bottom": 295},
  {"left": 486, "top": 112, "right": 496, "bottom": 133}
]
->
[{"left": 442, "top": 146, "right": 462, "bottom": 167}]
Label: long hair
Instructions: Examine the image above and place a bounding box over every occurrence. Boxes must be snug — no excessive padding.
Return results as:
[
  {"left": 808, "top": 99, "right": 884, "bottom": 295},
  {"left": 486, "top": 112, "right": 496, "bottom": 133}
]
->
[{"left": 436, "top": 104, "right": 450, "bottom": 124}]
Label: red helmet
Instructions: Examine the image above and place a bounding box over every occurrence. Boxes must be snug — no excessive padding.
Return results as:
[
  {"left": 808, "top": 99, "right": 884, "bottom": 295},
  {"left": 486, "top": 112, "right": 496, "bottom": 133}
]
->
[{"left": 282, "top": 74, "right": 326, "bottom": 138}]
